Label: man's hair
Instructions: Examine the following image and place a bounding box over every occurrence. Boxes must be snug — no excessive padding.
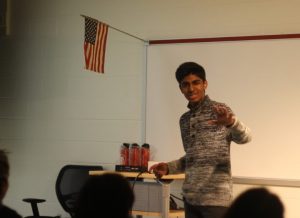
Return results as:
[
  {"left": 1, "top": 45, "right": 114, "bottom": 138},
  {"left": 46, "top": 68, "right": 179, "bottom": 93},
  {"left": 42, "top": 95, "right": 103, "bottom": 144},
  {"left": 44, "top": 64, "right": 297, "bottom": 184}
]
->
[
  {"left": 0, "top": 149, "right": 9, "bottom": 185},
  {"left": 175, "top": 62, "right": 206, "bottom": 83},
  {"left": 75, "top": 173, "right": 134, "bottom": 218},
  {"left": 223, "top": 187, "right": 284, "bottom": 218}
]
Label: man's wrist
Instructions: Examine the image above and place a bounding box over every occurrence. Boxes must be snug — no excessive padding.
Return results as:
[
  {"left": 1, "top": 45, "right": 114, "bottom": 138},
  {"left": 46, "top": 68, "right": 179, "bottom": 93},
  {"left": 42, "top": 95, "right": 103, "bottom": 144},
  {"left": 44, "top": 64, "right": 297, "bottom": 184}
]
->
[{"left": 226, "top": 118, "right": 236, "bottom": 128}]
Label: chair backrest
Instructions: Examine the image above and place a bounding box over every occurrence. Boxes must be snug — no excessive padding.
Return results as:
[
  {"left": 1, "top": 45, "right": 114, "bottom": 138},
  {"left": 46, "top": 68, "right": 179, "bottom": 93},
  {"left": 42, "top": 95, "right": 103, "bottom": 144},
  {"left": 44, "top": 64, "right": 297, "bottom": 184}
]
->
[{"left": 55, "top": 165, "right": 103, "bottom": 217}]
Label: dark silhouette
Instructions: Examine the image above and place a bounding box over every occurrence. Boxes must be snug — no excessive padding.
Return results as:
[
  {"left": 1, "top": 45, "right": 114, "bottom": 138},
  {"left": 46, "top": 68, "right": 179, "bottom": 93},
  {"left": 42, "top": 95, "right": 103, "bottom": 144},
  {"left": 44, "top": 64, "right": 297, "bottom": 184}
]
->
[
  {"left": 0, "top": 149, "right": 22, "bottom": 218},
  {"left": 223, "top": 187, "right": 284, "bottom": 218},
  {"left": 55, "top": 164, "right": 103, "bottom": 217},
  {"left": 74, "top": 173, "right": 134, "bottom": 218}
]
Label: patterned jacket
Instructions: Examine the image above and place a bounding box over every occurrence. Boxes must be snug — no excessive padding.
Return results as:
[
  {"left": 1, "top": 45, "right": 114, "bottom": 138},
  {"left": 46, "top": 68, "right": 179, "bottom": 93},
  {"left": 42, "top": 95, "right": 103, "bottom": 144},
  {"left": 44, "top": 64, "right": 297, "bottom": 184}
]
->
[{"left": 167, "top": 95, "right": 252, "bottom": 206}]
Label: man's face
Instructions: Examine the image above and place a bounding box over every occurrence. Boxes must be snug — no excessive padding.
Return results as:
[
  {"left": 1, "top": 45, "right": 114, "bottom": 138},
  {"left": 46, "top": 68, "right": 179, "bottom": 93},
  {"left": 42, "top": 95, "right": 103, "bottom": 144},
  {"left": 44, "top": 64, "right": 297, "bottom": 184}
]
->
[{"left": 179, "top": 74, "right": 207, "bottom": 105}]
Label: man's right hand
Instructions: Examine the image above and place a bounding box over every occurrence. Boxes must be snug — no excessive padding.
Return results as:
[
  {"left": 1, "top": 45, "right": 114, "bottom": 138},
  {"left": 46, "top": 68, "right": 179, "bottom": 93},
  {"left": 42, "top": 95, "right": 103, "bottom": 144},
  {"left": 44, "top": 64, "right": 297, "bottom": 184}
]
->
[{"left": 148, "top": 162, "right": 169, "bottom": 179}]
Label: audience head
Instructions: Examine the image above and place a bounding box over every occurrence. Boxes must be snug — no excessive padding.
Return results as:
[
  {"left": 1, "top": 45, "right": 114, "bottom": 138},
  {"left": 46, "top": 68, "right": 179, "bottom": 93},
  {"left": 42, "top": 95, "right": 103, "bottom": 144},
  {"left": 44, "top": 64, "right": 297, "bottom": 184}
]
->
[
  {"left": 0, "top": 149, "right": 9, "bottom": 204},
  {"left": 223, "top": 187, "right": 284, "bottom": 218},
  {"left": 75, "top": 172, "right": 134, "bottom": 218}
]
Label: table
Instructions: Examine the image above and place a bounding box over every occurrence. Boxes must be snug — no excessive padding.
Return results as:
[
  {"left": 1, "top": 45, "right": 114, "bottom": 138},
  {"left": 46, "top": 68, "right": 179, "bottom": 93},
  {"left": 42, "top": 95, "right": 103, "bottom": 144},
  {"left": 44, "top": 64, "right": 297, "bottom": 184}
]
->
[{"left": 89, "top": 170, "right": 185, "bottom": 218}]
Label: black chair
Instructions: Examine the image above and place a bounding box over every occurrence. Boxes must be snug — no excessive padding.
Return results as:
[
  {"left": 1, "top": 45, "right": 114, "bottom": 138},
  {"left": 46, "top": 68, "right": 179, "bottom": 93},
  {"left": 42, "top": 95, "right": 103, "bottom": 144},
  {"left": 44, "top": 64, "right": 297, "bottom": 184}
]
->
[
  {"left": 23, "top": 198, "right": 60, "bottom": 218},
  {"left": 55, "top": 164, "right": 103, "bottom": 218}
]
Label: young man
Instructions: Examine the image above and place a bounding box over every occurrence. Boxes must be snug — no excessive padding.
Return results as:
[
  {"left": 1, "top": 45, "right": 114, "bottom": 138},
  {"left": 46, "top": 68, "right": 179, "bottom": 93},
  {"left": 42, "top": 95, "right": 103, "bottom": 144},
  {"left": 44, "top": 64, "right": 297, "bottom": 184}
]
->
[
  {"left": 0, "top": 149, "right": 22, "bottom": 218},
  {"left": 149, "top": 62, "right": 252, "bottom": 218}
]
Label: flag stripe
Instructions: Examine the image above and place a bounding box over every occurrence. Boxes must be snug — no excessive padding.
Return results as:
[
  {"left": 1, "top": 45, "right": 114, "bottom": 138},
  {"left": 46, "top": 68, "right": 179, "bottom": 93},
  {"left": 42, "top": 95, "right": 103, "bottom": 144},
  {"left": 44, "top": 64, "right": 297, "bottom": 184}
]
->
[
  {"left": 84, "top": 18, "right": 108, "bottom": 73},
  {"left": 100, "top": 24, "right": 108, "bottom": 72},
  {"left": 98, "top": 23, "right": 107, "bottom": 72},
  {"left": 94, "top": 24, "right": 102, "bottom": 72},
  {"left": 98, "top": 24, "right": 108, "bottom": 73}
]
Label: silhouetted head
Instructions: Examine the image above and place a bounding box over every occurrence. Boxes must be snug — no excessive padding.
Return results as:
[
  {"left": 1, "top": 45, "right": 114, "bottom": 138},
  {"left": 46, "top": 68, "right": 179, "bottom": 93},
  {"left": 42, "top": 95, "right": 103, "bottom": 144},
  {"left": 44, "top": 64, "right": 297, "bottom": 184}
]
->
[
  {"left": 75, "top": 173, "right": 134, "bottom": 218},
  {"left": 0, "top": 149, "right": 9, "bottom": 203},
  {"left": 223, "top": 187, "right": 284, "bottom": 218}
]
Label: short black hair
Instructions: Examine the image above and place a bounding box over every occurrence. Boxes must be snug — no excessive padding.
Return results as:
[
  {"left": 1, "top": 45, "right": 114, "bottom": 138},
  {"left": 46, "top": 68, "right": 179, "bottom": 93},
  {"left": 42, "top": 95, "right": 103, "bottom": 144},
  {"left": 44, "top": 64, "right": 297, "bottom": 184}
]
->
[
  {"left": 0, "top": 149, "right": 9, "bottom": 188},
  {"left": 75, "top": 173, "right": 134, "bottom": 218},
  {"left": 175, "top": 62, "right": 206, "bottom": 83},
  {"left": 223, "top": 188, "right": 284, "bottom": 218}
]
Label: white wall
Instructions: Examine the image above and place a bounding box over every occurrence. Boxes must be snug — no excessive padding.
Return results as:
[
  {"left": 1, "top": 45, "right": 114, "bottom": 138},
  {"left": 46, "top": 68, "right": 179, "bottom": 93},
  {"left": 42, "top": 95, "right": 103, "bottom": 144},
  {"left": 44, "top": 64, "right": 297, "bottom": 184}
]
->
[
  {"left": 146, "top": 40, "right": 300, "bottom": 180},
  {"left": 146, "top": 41, "right": 300, "bottom": 218},
  {"left": 0, "top": 1, "right": 146, "bottom": 217},
  {"left": 2, "top": 1, "right": 300, "bottom": 218}
]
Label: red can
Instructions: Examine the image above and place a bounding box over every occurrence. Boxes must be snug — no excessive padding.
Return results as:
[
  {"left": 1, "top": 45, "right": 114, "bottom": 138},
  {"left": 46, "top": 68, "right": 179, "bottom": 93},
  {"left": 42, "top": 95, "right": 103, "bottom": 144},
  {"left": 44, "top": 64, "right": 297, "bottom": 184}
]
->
[
  {"left": 129, "top": 143, "right": 140, "bottom": 166},
  {"left": 120, "top": 143, "right": 129, "bottom": 165},
  {"left": 141, "top": 143, "right": 150, "bottom": 169}
]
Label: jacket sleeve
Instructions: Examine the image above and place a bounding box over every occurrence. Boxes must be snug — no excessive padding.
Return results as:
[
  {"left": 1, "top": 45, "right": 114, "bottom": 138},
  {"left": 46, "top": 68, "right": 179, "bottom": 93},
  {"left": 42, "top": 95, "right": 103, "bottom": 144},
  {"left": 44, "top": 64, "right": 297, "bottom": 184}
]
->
[
  {"left": 228, "top": 117, "right": 252, "bottom": 144},
  {"left": 167, "top": 155, "right": 186, "bottom": 174}
]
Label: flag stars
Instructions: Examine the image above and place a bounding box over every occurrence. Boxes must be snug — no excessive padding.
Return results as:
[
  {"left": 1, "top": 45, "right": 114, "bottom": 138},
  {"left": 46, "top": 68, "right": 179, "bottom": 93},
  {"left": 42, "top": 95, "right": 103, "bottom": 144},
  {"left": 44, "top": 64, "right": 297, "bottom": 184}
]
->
[{"left": 85, "top": 19, "right": 97, "bottom": 44}]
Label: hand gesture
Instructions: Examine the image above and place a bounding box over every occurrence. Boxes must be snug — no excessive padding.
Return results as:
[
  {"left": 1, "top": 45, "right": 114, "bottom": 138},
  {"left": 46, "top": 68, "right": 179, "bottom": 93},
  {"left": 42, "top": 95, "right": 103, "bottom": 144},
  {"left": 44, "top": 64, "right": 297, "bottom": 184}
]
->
[
  {"left": 148, "top": 162, "right": 169, "bottom": 179},
  {"left": 208, "top": 105, "right": 235, "bottom": 127}
]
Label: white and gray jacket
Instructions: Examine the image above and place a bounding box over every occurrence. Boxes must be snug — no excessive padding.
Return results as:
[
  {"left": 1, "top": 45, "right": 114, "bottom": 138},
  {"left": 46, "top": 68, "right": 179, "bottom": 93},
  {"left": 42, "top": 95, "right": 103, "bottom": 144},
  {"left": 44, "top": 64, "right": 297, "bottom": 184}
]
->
[{"left": 168, "top": 95, "right": 252, "bottom": 207}]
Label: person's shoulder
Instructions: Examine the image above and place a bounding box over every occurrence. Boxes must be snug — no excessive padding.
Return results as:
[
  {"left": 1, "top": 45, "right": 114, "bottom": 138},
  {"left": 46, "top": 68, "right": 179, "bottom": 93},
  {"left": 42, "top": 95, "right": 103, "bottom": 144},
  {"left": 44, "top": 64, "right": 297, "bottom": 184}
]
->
[
  {"left": 208, "top": 97, "right": 230, "bottom": 108},
  {"left": 0, "top": 205, "right": 22, "bottom": 218},
  {"left": 207, "top": 97, "right": 234, "bottom": 114},
  {"left": 207, "top": 96, "right": 223, "bottom": 105},
  {"left": 180, "top": 110, "right": 190, "bottom": 120}
]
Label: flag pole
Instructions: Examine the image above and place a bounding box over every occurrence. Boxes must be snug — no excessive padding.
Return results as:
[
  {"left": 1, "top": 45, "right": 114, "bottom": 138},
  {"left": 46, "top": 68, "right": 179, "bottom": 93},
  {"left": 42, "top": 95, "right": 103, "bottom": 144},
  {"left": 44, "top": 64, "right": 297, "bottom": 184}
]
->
[{"left": 81, "top": 14, "right": 148, "bottom": 43}]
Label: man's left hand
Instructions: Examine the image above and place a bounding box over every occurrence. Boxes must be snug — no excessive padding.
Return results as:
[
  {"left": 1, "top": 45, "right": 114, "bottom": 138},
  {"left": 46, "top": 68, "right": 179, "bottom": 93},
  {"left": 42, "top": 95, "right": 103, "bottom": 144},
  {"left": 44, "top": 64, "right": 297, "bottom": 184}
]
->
[{"left": 208, "top": 105, "right": 235, "bottom": 127}]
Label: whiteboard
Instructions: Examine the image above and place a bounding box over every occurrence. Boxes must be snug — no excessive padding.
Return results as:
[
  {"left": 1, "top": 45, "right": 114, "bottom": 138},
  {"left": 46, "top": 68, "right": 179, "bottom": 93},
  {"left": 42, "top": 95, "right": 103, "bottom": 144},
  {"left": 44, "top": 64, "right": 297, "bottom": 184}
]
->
[{"left": 146, "top": 39, "right": 300, "bottom": 180}]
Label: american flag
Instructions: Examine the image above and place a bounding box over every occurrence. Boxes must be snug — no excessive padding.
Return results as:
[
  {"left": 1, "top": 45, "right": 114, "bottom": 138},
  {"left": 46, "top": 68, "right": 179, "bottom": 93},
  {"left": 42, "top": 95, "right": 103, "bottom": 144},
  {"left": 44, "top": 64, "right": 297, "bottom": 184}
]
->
[{"left": 84, "top": 17, "right": 108, "bottom": 73}]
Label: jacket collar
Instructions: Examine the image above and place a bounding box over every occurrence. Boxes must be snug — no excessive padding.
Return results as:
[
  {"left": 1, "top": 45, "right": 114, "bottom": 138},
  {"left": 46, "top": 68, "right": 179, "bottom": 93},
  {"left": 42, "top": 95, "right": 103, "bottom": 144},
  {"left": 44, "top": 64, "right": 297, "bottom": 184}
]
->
[{"left": 187, "top": 95, "right": 210, "bottom": 111}]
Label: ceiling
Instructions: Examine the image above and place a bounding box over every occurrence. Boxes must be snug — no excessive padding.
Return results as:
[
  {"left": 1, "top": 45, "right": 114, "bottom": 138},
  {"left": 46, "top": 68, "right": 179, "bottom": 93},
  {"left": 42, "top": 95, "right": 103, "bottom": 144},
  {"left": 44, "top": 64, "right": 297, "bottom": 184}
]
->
[{"left": 91, "top": 0, "right": 300, "bottom": 41}]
